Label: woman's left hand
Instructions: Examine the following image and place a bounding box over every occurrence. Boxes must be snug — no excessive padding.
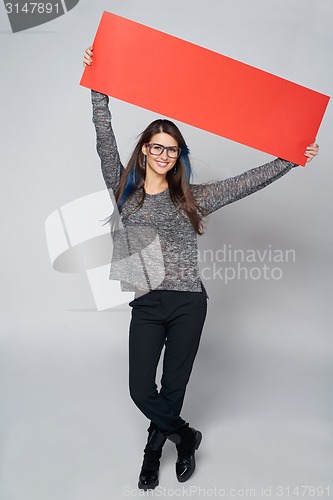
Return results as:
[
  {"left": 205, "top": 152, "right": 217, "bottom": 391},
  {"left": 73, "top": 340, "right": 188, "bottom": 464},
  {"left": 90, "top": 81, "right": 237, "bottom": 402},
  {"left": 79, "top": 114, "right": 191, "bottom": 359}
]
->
[{"left": 304, "top": 143, "right": 319, "bottom": 163}]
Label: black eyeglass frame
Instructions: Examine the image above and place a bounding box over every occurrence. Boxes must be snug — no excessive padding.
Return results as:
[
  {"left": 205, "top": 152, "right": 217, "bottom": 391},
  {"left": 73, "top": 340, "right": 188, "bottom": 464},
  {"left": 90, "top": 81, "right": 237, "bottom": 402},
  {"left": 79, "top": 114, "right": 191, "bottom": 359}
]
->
[{"left": 145, "top": 142, "right": 182, "bottom": 159}]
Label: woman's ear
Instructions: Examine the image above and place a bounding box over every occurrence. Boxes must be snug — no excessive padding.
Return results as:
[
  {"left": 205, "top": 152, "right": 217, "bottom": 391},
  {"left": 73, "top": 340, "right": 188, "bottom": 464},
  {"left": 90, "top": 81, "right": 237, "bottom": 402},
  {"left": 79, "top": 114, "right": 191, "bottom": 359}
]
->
[{"left": 142, "top": 144, "right": 147, "bottom": 155}]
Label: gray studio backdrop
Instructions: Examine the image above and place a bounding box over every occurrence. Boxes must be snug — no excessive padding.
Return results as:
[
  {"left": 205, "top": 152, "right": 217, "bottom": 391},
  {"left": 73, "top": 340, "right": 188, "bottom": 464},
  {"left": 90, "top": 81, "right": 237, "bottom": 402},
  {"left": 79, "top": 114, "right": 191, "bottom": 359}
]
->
[{"left": 1, "top": 1, "right": 332, "bottom": 499}]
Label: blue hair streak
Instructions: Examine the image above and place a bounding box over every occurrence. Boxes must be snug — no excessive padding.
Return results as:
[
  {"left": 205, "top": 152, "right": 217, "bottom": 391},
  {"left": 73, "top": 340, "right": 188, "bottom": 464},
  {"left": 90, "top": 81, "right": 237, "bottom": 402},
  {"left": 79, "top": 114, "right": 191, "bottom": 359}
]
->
[
  {"left": 118, "top": 164, "right": 139, "bottom": 211},
  {"left": 181, "top": 144, "right": 193, "bottom": 184}
]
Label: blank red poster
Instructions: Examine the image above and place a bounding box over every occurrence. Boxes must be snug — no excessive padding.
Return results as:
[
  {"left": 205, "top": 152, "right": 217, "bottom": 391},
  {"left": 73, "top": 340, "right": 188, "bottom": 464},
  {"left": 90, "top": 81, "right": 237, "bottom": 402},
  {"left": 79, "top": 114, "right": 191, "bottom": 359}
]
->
[{"left": 80, "top": 11, "right": 330, "bottom": 166}]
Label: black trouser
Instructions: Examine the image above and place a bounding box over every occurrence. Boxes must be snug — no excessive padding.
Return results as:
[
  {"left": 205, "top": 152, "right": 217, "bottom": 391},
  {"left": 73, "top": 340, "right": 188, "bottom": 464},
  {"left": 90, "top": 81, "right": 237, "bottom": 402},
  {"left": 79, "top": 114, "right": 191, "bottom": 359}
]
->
[{"left": 128, "top": 285, "right": 208, "bottom": 435}]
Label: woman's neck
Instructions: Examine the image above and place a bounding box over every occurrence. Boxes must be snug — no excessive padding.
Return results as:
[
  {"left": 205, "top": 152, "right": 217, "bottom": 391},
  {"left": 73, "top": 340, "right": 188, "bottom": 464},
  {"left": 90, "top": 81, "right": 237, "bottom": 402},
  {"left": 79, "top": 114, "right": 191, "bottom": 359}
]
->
[{"left": 144, "top": 175, "right": 169, "bottom": 194}]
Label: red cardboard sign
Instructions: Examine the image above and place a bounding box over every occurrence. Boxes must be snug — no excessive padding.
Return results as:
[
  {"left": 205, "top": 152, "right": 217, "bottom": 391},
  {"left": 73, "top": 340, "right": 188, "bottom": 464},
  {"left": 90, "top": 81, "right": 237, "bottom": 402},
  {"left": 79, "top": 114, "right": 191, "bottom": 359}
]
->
[{"left": 80, "top": 11, "right": 330, "bottom": 166}]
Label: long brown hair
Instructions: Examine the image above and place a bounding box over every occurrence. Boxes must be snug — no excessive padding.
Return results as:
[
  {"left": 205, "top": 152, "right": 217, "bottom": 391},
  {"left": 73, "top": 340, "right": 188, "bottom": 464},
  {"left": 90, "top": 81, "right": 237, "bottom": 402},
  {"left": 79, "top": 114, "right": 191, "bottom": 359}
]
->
[{"left": 109, "top": 119, "right": 206, "bottom": 235}]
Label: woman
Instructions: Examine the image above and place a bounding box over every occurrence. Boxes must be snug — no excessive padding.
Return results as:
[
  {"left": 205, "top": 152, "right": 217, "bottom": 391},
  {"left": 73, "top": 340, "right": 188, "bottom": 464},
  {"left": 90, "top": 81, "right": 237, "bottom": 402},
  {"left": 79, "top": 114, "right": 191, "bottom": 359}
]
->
[{"left": 83, "top": 45, "right": 319, "bottom": 490}]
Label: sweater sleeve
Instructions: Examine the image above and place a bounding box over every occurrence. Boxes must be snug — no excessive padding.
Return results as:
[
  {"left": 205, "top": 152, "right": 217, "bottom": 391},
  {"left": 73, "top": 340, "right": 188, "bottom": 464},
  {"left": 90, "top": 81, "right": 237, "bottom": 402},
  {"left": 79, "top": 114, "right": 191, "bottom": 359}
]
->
[
  {"left": 91, "top": 89, "right": 124, "bottom": 192},
  {"left": 190, "top": 158, "right": 299, "bottom": 216}
]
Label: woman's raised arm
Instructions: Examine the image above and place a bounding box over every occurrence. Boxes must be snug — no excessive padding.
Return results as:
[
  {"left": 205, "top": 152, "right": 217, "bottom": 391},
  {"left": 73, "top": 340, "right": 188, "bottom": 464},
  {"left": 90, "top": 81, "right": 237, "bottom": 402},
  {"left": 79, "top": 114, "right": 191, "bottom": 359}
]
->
[
  {"left": 91, "top": 90, "right": 124, "bottom": 192},
  {"left": 191, "top": 142, "right": 318, "bottom": 217},
  {"left": 84, "top": 45, "right": 124, "bottom": 192}
]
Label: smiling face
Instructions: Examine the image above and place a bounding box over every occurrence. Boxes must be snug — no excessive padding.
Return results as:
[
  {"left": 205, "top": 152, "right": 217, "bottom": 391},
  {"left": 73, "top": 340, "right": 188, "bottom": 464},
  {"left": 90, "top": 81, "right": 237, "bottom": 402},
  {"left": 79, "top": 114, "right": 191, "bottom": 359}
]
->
[{"left": 142, "top": 132, "right": 179, "bottom": 176}]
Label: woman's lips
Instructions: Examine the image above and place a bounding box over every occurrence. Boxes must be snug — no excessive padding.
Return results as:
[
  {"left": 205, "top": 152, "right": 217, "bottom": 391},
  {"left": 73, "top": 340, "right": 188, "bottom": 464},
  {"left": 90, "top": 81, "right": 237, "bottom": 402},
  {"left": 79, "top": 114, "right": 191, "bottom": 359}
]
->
[{"left": 156, "top": 160, "right": 169, "bottom": 168}]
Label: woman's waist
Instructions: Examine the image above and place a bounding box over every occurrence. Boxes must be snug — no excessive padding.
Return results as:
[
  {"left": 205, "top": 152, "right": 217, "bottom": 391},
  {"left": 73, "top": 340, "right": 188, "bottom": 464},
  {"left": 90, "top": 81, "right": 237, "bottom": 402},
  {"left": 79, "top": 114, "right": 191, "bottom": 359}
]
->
[{"left": 133, "top": 281, "right": 208, "bottom": 298}]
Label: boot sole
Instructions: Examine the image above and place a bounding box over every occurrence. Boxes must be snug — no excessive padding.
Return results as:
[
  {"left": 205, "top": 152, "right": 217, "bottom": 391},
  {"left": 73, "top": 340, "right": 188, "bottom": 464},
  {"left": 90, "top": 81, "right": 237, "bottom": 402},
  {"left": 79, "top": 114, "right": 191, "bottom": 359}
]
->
[{"left": 138, "top": 477, "right": 159, "bottom": 490}]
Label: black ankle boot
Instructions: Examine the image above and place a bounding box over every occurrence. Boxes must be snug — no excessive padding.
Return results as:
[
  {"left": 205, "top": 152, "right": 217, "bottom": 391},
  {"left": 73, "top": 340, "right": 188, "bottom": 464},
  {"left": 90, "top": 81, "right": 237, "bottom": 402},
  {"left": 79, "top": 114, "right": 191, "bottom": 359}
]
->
[
  {"left": 166, "top": 423, "right": 202, "bottom": 482},
  {"left": 138, "top": 423, "right": 167, "bottom": 490}
]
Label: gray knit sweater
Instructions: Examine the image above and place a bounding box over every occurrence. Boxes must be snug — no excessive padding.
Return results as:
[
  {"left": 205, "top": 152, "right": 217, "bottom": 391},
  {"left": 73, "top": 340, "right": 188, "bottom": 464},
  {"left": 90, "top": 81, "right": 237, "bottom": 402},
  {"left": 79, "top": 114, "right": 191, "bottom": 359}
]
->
[{"left": 91, "top": 90, "right": 298, "bottom": 293}]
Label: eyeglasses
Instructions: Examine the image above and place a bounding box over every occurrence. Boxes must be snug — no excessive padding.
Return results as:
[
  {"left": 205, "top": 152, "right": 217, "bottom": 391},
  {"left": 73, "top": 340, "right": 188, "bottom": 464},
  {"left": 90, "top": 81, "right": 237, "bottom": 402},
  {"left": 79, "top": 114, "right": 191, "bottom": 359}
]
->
[{"left": 145, "top": 143, "right": 181, "bottom": 159}]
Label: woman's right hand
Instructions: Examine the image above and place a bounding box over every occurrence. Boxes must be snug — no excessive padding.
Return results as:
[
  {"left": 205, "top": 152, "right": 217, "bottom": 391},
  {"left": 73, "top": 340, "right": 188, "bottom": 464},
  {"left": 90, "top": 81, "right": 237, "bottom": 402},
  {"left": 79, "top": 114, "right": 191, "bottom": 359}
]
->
[{"left": 83, "top": 45, "right": 93, "bottom": 68}]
